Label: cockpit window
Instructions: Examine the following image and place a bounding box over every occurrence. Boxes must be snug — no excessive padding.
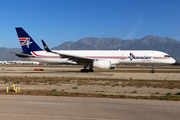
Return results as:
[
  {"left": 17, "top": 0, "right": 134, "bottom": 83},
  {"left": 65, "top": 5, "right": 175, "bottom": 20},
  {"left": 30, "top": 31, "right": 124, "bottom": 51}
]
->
[{"left": 164, "top": 55, "right": 170, "bottom": 57}]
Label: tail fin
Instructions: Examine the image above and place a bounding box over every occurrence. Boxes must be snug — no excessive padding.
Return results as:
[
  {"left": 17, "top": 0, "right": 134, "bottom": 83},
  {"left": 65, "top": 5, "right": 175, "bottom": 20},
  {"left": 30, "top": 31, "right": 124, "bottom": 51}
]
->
[{"left": 15, "top": 27, "right": 42, "bottom": 54}]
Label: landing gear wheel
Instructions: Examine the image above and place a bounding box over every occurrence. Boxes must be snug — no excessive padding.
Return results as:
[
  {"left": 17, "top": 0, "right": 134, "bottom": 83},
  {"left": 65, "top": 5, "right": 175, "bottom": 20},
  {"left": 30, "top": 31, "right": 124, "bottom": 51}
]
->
[
  {"left": 89, "top": 69, "right": 94, "bottom": 72},
  {"left": 80, "top": 69, "right": 94, "bottom": 72},
  {"left": 85, "top": 69, "right": 89, "bottom": 72},
  {"left": 151, "top": 65, "right": 155, "bottom": 74},
  {"left": 151, "top": 70, "right": 154, "bottom": 73},
  {"left": 80, "top": 69, "right": 89, "bottom": 72}
]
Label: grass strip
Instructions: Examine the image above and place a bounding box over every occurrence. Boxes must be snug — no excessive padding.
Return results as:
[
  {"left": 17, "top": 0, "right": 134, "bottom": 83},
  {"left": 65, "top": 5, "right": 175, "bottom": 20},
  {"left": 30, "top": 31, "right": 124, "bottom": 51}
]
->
[{"left": 2, "top": 90, "right": 180, "bottom": 101}]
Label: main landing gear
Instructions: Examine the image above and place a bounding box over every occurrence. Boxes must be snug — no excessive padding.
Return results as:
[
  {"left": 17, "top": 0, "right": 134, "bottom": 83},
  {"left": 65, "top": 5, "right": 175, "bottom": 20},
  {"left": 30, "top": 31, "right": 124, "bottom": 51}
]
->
[
  {"left": 151, "top": 65, "right": 155, "bottom": 73},
  {"left": 80, "top": 69, "right": 94, "bottom": 72},
  {"left": 80, "top": 63, "right": 94, "bottom": 72}
]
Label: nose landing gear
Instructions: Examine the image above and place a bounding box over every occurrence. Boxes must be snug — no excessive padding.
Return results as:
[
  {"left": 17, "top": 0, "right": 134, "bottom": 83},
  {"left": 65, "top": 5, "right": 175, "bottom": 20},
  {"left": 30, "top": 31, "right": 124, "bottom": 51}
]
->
[{"left": 151, "top": 65, "right": 155, "bottom": 73}]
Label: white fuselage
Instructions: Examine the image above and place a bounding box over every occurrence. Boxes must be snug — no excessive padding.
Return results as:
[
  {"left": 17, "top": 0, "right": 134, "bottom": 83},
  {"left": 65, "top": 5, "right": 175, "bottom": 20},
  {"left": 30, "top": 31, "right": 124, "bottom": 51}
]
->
[{"left": 21, "top": 50, "right": 176, "bottom": 65}]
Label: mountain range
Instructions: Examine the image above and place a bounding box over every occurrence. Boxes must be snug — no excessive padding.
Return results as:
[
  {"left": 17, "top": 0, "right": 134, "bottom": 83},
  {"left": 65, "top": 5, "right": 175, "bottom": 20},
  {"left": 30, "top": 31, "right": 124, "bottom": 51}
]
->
[
  {"left": 52, "top": 35, "right": 180, "bottom": 62},
  {"left": 0, "top": 47, "right": 23, "bottom": 61},
  {"left": 1, "top": 35, "right": 180, "bottom": 62}
]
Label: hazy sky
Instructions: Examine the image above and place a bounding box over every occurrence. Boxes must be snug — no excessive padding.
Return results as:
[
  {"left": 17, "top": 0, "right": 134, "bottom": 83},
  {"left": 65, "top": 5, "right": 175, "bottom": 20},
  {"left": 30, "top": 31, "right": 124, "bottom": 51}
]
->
[{"left": 0, "top": 0, "right": 180, "bottom": 48}]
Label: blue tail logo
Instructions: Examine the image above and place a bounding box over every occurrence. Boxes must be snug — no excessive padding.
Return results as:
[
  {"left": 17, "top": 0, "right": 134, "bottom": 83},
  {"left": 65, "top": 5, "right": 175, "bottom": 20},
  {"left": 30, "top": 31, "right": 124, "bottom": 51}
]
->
[
  {"left": 19, "top": 38, "right": 32, "bottom": 48},
  {"left": 16, "top": 27, "right": 42, "bottom": 54}
]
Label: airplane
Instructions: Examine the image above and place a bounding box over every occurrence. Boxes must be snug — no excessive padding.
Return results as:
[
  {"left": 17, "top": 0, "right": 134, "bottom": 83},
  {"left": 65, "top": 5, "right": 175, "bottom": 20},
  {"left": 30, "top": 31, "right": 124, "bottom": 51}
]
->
[
  {"left": 7, "top": 27, "right": 176, "bottom": 73},
  {"left": 1, "top": 61, "right": 11, "bottom": 65}
]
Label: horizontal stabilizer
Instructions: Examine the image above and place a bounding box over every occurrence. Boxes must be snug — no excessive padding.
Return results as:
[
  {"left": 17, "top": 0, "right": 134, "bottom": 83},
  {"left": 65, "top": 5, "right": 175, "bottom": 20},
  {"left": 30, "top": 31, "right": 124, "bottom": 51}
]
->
[{"left": 6, "top": 51, "right": 33, "bottom": 57}]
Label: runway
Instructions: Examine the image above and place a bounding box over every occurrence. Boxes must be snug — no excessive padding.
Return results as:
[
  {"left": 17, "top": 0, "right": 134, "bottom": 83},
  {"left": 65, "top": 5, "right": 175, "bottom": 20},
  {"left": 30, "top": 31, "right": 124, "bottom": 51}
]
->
[
  {"left": 0, "top": 95, "right": 180, "bottom": 120},
  {"left": 0, "top": 66, "right": 180, "bottom": 80},
  {"left": 0, "top": 65, "right": 180, "bottom": 120}
]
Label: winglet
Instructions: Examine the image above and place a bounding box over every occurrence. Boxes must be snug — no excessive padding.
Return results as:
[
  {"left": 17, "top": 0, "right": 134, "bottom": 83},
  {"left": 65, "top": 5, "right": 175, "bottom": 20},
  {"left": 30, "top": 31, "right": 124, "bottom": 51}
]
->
[{"left": 41, "top": 40, "right": 52, "bottom": 52}]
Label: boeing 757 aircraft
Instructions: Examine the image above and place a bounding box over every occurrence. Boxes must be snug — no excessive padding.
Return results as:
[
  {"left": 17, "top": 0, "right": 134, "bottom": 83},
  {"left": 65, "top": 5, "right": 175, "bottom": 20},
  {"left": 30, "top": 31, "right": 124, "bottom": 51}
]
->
[{"left": 7, "top": 27, "right": 176, "bottom": 73}]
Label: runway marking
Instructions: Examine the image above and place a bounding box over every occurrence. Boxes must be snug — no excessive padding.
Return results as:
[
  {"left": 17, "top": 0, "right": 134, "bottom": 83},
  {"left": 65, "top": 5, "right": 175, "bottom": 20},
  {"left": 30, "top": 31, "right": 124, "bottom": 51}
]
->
[
  {"left": 0, "top": 113, "right": 117, "bottom": 120},
  {"left": 18, "top": 101, "right": 66, "bottom": 105}
]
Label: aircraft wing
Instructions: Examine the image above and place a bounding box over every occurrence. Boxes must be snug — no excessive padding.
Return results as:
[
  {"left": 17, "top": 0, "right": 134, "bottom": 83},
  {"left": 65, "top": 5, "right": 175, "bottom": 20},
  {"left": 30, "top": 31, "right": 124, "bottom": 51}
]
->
[
  {"left": 41, "top": 40, "right": 95, "bottom": 63},
  {"left": 53, "top": 52, "right": 94, "bottom": 63},
  {"left": 6, "top": 51, "right": 33, "bottom": 57}
]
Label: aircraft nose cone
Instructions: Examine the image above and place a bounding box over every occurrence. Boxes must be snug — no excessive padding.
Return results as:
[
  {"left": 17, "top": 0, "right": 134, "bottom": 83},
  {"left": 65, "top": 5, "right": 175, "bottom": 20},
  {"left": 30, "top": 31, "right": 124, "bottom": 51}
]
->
[{"left": 170, "top": 58, "right": 176, "bottom": 64}]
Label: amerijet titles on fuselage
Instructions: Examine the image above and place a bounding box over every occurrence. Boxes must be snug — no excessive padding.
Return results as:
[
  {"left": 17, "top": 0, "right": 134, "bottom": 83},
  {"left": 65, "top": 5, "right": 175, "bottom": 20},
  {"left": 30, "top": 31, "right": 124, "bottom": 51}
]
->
[
  {"left": 128, "top": 53, "right": 152, "bottom": 61},
  {"left": 7, "top": 27, "right": 176, "bottom": 73}
]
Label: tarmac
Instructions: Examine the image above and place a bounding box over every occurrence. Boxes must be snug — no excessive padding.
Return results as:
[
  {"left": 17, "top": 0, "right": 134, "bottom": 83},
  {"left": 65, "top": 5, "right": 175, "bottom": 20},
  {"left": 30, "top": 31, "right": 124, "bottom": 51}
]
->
[
  {"left": 0, "top": 95, "right": 180, "bottom": 120},
  {"left": 0, "top": 65, "right": 180, "bottom": 120},
  {"left": 0, "top": 66, "right": 180, "bottom": 80}
]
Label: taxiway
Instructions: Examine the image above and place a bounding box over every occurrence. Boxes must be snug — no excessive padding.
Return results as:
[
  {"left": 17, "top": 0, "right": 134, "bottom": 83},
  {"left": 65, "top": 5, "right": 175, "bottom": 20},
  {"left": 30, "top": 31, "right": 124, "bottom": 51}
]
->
[
  {"left": 0, "top": 95, "right": 180, "bottom": 120},
  {"left": 0, "top": 66, "right": 180, "bottom": 80}
]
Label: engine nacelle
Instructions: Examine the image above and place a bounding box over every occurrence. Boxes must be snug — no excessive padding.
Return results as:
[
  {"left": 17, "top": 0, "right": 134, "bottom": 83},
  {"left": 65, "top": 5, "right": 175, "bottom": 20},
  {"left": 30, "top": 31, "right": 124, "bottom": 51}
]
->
[{"left": 93, "top": 60, "right": 111, "bottom": 69}]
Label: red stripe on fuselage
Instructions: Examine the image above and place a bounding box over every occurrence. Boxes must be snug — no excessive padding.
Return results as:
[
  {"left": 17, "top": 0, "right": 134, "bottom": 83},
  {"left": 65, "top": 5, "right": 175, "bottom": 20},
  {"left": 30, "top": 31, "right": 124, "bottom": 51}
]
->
[
  {"left": 31, "top": 51, "right": 60, "bottom": 58},
  {"left": 153, "top": 57, "right": 170, "bottom": 59},
  {"left": 30, "top": 53, "right": 170, "bottom": 60},
  {"left": 85, "top": 56, "right": 128, "bottom": 59}
]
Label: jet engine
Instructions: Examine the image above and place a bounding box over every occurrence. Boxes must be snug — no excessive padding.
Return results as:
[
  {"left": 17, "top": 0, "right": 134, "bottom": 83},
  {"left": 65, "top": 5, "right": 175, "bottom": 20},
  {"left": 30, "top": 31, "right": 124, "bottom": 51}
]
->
[{"left": 93, "top": 60, "right": 111, "bottom": 69}]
